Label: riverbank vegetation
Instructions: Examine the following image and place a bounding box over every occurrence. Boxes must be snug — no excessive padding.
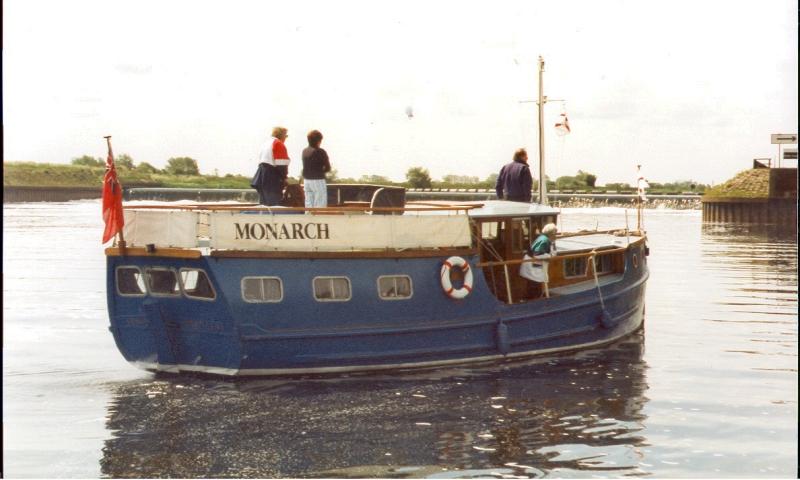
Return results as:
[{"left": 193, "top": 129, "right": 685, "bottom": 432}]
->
[
  {"left": 4, "top": 157, "right": 708, "bottom": 194},
  {"left": 702, "top": 168, "right": 770, "bottom": 198}
]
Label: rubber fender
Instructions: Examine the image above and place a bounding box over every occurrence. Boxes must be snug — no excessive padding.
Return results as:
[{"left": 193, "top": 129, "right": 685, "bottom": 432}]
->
[
  {"left": 496, "top": 322, "right": 509, "bottom": 355},
  {"left": 599, "top": 310, "right": 614, "bottom": 329}
]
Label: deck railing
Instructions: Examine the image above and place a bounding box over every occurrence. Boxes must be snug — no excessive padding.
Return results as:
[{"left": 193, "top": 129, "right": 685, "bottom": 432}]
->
[
  {"left": 476, "top": 245, "right": 631, "bottom": 304},
  {"left": 122, "top": 204, "right": 481, "bottom": 214}
]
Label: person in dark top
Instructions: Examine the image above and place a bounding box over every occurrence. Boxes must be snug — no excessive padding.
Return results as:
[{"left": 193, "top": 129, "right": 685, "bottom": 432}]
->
[
  {"left": 495, "top": 148, "right": 533, "bottom": 202},
  {"left": 301, "top": 130, "right": 331, "bottom": 208}
]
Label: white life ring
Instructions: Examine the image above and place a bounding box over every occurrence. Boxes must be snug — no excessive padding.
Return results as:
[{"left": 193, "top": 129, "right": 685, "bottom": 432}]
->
[{"left": 440, "top": 256, "right": 474, "bottom": 300}]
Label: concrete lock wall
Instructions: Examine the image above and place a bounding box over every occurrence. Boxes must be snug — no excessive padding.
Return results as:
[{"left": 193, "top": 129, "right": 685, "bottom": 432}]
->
[
  {"left": 702, "top": 198, "right": 797, "bottom": 226},
  {"left": 3, "top": 186, "right": 102, "bottom": 203},
  {"left": 702, "top": 168, "right": 797, "bottom": 227}
]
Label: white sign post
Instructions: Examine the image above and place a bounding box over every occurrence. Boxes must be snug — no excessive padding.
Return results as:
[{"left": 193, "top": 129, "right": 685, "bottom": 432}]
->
[{"left": 771, "top": 134, "right": 798, "bottom": 167}]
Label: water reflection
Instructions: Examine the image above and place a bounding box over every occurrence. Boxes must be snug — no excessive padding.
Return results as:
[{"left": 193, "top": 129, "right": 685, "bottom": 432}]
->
[
  {"left": 698, "top": 222, "right": 798, "bottom": 377},
  {"left": 701, "top": 222, "right": 798, "bottom": 246},
  {"left": 100, "top": 332, "right": 649, "bottom": 478}
]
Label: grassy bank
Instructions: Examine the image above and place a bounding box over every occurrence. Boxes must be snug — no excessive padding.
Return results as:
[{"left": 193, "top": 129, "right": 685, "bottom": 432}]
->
[
  {"left": 703, "top": 168, "right": 770, "bottom": 198},
  {"left": 3, "top": 162, "right": 252, "bottom": 189}
]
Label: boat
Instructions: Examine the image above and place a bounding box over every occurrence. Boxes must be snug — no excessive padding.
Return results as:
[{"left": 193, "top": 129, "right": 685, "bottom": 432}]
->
[{"left": 104, "top": 58, "right": 649, "bottom": 376}]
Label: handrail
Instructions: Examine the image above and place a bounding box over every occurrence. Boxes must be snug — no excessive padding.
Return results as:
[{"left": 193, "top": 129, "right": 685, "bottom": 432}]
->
[
  {"left": 481, "top": 244, "right": 634, "bottom": 303},
  {"left": 556, "top": 228, "right": 642, "bottom": 238},
  {"left": 476, "top": 245, "right": 630, "bottom": 268},
  {"left": 122, "top": 204, "right": 482, "bottom": 213}
]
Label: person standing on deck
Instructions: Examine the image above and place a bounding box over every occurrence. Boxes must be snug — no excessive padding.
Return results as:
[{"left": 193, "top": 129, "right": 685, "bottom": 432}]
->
[
  {"left": 495, "top": 148, "right": 533, "bottom": 203},
  {"left": 301, "top": 130, "right": 331, "bottom": 208},
  {"left": 252, "top": 126, "right": 291, "bottom": 206}
]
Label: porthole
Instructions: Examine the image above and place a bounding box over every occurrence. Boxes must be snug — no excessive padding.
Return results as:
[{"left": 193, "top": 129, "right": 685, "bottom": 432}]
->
[
  {"left": 242, "top": 277, "right": 283, "bottom": 303},
  {"left": 377, "top": 275, "right": 413, "bottom": 300},
  {"left": 313, "top": 276, "right": 351, "bottom": 302},
  {"left": 145, "top": 268, "right": 180, "bottom": 296},
  {"left": 116, "top": 266, "right": 146, "bottom": 297},
  {"left": 179, "top": 268, "right": 216, "bottom": 300}
]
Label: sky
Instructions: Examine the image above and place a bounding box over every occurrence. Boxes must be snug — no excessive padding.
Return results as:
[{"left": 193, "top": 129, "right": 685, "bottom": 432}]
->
[{"left": 3, "top": 0, "right": 798, "bottom": 185}]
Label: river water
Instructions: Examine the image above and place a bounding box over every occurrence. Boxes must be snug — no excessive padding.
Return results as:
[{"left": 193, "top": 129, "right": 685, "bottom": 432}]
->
[{"left": 2, "top": 201, "right": 797, "bottom": 478}]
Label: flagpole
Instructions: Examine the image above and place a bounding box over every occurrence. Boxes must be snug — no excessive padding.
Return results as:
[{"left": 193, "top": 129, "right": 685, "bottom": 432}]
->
[
  {"left": 637, "top": 196, "right": 641, "bottom": 232},
  {"left": 537, "top": 56, "right": 547, "bottom": 206},
  {"left": 636, "top": 164, "right": 646, "bottom": 233},
  {"left": 104, "top": 135, "right": 126, "bottom": 250}
]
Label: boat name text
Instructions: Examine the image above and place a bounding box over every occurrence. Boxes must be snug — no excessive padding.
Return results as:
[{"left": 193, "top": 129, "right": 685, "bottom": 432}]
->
[{"left": 234, "top": 222, "right": 330, "bottom": 241}]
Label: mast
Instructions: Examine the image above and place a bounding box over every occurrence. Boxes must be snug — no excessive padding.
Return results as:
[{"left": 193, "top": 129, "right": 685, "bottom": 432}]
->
[{"left": 537, "top": 56, "right": 547, "bottom": 205}]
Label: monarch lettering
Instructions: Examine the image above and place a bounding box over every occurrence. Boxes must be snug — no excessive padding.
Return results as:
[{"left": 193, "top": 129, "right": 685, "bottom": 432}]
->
[{"left": 233, "top": 222, "right": 330, "bottom": 241}]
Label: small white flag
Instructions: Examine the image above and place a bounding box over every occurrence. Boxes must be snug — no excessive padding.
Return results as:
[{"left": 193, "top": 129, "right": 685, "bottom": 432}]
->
[
  {"left": 555, "top": 112, "right": 571, "bottom": 136},
  {"left": 636, "top": 165, "right": 649, "bottom": 201}
]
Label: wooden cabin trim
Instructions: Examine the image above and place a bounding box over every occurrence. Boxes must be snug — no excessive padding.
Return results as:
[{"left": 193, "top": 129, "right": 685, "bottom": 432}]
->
[{"left": 209, "top": 247, "right": 478, "bottom": 259}]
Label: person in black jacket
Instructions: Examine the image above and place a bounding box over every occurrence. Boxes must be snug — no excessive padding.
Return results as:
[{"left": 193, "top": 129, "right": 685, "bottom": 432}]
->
[
  {"left": 495, "top": 148, "right": 533, "bottom": 203},
  {"left": 301, "top": 130, "right": 331, "bottom": 208}
]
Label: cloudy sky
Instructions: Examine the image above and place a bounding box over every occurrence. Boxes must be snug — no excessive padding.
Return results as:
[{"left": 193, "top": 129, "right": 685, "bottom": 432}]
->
[{"left": 3, "top": 0, "right": 797, "bottom": 185}]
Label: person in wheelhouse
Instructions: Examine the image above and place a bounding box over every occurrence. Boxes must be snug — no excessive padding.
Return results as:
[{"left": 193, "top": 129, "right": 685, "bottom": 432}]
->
[{"left": 519, "top": 223, "right": 558, "bottom": 298}]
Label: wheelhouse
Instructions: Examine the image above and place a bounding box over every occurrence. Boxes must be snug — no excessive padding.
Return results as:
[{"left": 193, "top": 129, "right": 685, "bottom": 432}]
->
[{"left": 464, "top": 200, "right": 634, "bottom": 304}]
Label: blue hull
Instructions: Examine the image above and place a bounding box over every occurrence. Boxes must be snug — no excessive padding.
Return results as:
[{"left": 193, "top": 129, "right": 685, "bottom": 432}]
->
[{"left": 107, "top": 248, "right": 648, "bottom": 376}]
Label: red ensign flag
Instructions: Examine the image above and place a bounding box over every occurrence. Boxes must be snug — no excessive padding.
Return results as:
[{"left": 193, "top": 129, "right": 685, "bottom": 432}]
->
[{"left": 101, "top": 136, "right": 125, "bottom": 243}]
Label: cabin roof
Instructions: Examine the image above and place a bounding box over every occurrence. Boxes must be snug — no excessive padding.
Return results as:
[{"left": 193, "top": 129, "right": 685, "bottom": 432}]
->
[
  {"left": 407, "top": 200, "right": 559, "bottom": 217},
  {"left": 556, "top": 233, "right": 632, "bottom": 253},
  {"left": 463, "top": 200, "right": 560, "bottom": 217}
]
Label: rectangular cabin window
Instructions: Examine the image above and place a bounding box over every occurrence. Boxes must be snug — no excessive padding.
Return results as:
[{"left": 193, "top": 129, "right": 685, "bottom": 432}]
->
[
  {"left": 313, "top": 276, "right": 351, "bottom": 302},
  {"left": 145, "top": 268, "right": 180, "bottom": 296},
  {"left": 116, "top": 267, "right": 146, "bottom": 296},
  {"left": 510, "top": 217, "right": 531, "bottom": 254},
  {"left": 242, "top": 277, "right": 283, "bottom": 303},
  {"left": 180, "top": 269, "right": 216, "bottom": 300},
  {"left": 481, "top": 222, "right": 499, "bottom": 240},
  {"left": 564, "top": 257, "right": 588, "bottom": 278},
  {"left": 378, "top": 275, "right": 413, "bottom": 300},
  {"left": 594, "top": 254, "right": 613, "bottom": 274}
]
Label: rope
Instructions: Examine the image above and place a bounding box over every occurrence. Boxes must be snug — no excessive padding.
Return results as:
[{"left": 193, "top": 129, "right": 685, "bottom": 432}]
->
[{"left": 473, "top": 231, "right": 504, "bottom": 263}]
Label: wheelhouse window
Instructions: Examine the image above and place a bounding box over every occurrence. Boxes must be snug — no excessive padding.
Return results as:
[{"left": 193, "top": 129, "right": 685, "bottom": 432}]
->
[
  {"left": 378, "top": 275, "right": 412, "bottom": 300},
  {"left": 242, "top": 277, "right": 283, "bottom": 303},
  {"left": 180, "top": 269, "right": 216, "bottom": 300},
  {"left": 480, "top": 221, "right": 499, "bottom": 240},
  {"left": 564, "top": 257, "right": 588, "bottom": 278},
  {"left": 594, "top": 254, "right": 613, "bottom": 274},
  {"left": 116, "top": 267, "right": 146, "bottom": 296},
  {"left": 313, "top": 276, "right": 351, "bottom": 302},
  {"left": 510, "top": 217, "right": 531, "bottom": 254}
]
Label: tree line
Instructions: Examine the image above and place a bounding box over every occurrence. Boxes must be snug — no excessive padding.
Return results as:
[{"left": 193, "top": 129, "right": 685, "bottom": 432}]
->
[
  {"left": 72, "top": 155, "right": 201, "bottom": 176},
  {"left": 69, "top": 155, "right": 707, "bottom": 192},
  {"left": 400, "top": 167, "right": 707, "bottom": 193}
]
